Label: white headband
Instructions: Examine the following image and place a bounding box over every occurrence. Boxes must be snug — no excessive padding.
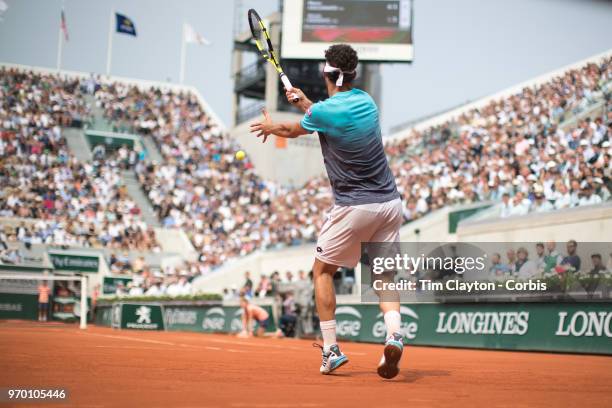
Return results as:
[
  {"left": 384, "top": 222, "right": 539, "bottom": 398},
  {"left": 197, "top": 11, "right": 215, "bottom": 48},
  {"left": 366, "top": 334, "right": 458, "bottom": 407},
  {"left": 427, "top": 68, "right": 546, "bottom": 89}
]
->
[{"left": 324, "top": 62, "right": 355, "bottom": 87}]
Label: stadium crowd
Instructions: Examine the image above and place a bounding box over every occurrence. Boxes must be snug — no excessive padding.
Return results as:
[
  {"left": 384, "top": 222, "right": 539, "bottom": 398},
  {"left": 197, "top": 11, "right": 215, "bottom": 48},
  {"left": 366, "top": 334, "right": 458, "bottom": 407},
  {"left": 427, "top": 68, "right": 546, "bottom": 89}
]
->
[
  {"left": 1, "top": 55, "right": 610, "bottom": 277},
  {"left": 0, "top": 68, "right": 159, "bottom": 251},
  {"left": 95, "top": 82, "right": 331, "bottom": 268},
  {"left": 108, "top": 253, "right": 199, "bottom": 297},
  {"left": 487, "top": 240, "right": 612, "bottom": 280},
  {"left": 386, "top": 57, "right": 612, "bottom": 221}
]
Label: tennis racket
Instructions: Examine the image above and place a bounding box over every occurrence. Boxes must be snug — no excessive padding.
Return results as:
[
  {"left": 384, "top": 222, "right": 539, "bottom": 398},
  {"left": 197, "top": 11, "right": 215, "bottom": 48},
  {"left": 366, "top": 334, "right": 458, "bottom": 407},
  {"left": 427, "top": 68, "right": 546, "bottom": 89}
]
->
[{"left": 248, "top": 8, "right": 299, "bottom": 103}]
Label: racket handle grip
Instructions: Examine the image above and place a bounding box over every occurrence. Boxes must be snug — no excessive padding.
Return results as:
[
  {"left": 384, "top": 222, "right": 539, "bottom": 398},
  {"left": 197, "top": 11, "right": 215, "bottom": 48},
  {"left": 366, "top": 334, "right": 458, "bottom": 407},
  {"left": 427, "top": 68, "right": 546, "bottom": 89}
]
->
[{"left": 280, "top": 74, "right": 300, "bottom": 103}]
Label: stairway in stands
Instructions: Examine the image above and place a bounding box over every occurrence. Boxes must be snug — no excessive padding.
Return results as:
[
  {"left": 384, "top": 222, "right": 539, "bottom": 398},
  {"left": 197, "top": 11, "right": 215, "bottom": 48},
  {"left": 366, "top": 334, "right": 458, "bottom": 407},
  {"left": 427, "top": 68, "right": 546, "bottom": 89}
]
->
[
  {"left": 62, "top": 126, "right": 92, "bottom": 162},
  {"left": 122, "top": 170, "right": 160, "bottom": 227},
  {"left": 140, "top": 134, "right": 164, "bottom": 163}
]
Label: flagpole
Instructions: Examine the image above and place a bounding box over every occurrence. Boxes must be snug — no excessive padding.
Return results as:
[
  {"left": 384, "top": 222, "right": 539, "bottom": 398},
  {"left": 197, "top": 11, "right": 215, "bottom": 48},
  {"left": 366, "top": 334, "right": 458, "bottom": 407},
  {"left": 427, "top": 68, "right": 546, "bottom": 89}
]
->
[
  {"left": 179, "top": 23, "right": 187, "bottom": 84},
  {"left": 56, "top": 16, "right": 63, "bottom": 71},
  {"left": 106, "top": 8, "right": 114, "bottom": 75},
  {"left": 56, "top": 1, "right": 65, "bottom": 71}
]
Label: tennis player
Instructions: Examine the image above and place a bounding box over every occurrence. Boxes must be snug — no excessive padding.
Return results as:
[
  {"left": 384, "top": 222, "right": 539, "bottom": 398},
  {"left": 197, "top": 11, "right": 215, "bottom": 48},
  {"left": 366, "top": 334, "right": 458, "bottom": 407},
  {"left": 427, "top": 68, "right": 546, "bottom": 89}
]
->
[{"left": 250, "top": 44, "right": 404, "bottom": 379}]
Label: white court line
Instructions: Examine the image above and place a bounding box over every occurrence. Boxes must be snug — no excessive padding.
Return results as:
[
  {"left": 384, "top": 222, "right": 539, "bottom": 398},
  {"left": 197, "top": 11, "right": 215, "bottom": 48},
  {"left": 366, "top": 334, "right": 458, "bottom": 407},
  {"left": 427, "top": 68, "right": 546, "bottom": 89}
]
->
[
  {"left": 80, "top": 331, "right": 176, "bottom": 346},
  {"left": 82, "top": 331, "right": 369, "bottom": 356},
  {"left": 184, "top": 336, "right": 306, "bottom": 351},
  {"left": 95, "top": 345, "right": 169, "bottom": 350},
  {"left": 231, "top": 404, "right": 323, "bottom": 408}
]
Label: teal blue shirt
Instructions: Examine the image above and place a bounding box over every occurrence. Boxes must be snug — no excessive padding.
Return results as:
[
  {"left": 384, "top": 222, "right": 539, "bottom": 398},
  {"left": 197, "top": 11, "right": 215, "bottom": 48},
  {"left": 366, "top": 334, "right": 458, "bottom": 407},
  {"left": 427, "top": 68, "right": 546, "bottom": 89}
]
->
[{"left": 301, "top": 88, "right": 399, "bottom": 206}]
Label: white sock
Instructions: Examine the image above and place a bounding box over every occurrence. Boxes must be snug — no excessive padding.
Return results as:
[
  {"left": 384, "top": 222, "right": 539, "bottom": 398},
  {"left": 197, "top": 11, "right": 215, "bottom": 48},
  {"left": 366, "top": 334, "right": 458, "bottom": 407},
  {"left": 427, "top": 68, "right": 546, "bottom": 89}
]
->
[
  {"left": 320, "top": 319, "right": 337, "bottom": 352},
  {"left": 384, "top": 310, "right": 401, "bottom": 338}
]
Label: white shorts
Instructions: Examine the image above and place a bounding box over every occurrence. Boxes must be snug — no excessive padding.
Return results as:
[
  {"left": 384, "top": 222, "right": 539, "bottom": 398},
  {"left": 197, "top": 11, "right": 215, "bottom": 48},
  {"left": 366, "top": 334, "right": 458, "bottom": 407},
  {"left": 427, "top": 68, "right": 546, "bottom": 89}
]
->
[{"left": 315, "top": 198, "right": 403, "bottom": 268}]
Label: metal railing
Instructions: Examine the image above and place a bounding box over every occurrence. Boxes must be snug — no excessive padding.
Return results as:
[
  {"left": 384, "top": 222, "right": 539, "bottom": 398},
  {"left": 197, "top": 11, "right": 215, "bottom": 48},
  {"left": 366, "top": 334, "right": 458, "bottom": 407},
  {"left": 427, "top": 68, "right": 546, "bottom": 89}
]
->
[{"left": 234, "top": 61, "right": 266, "bottom": 91}]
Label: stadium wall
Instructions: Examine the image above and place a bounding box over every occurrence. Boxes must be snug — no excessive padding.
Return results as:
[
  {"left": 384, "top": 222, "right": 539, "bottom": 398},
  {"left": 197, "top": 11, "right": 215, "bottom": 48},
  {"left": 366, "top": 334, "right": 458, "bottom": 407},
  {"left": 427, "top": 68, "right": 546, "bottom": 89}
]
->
[
  {"left": 192, "top": 244, "right": 318, "bottom": 293},
  {"left": 457, "top": 203, "right": 612, "bottom": 242},
  {"left": 230, "top": 111, "right": 326, "bottom": 187}
]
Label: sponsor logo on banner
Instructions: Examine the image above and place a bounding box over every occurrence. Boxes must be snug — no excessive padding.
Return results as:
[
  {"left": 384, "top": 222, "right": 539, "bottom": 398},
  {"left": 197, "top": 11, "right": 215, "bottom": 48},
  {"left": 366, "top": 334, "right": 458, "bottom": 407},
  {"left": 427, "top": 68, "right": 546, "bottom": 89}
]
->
[
  {"left": 0, "top": 303, "right": 23, "bottom": 312},
  {"left": 335, "top": 306, "right": 362, "bottom": 337},
  {"left": 436, "top": 311, "right": 529, "bottom": 335},
  {"left": 136, "top": 306, "right": 151, "bottom": 323},
  {"left": 231, "top": 309, "right": 244, "bottom": 332},
  {"left": 124, "top": 305, "right": 162, "bottom": 330},
  {"left": 555, "top": 311, "right": 612, "bottom": 337},
  {"left": 166, "top": 308, "right": 198, "bottom": 326},
  {"left": 202, "top": 307, "right": 226, "bottom": 331},
  {"left": 372, "top": 306, "right": 419, "bottom": 339}
]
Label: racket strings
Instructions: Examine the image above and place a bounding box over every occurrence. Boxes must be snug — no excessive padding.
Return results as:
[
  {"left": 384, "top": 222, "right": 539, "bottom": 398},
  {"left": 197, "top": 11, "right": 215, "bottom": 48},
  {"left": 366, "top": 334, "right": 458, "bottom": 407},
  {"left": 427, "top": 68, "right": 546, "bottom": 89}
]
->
[{"left": 248, "top": 10, "right": 281, "bottom": 70}]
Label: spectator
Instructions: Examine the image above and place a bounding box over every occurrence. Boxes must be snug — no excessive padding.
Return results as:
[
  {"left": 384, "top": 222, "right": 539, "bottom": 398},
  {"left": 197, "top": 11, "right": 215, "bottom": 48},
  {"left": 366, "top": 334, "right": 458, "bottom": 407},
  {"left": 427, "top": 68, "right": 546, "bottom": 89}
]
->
[
  {"left": 279, "top": 292, "right": 298, "bottom": 337},
  {"left": 127, "top": 282, "right": 144, "bottom": 296},
  {"left": 516, "top": 247, "right": 538, "bottom": 279},
  {"left": 222, "top": 288, "right": 234, "bottom": 301},
  {"left": 588, "top": 254, "right": 608, "bottom": 275},
  {"left": 532, "top": 193, "right": 554, "bottom": 213},
  {"left": 500, "top": 193, "right": 512, "bottom": 218},
  {"left": 509, "top": 192, "right": 530, "bottom": 216},
  {"left": 578, "top": 185, "right": 603, "bottom": 206},
  {"left": 534, "top": 242, "right": 546, "bottom": 272},
  {"left": 489, "top": 252, "right": 510, "bottom": 278},
  {"left": 285, "top": 271, "right": 294, "bottom": 283},
  {"left": 560, "top": 240, "right": 581, "bottom": 273},
  {"left": 607, "top": 252, "right": 612, "bottom": 272},
  {"left": 243, "top": 271, "right": 253, "bottom": 297},
  {"left": 255, "top": 274, "right": 271, "bottom": 298},
  {"left": 506, "top": 249, "right": 517, "bottom": 275},
  {"left": 115, "top": 281, "right": 127, "bottom": 297},
  {"left": 145, "top": 280, "right": 163, "bottom": 297}
]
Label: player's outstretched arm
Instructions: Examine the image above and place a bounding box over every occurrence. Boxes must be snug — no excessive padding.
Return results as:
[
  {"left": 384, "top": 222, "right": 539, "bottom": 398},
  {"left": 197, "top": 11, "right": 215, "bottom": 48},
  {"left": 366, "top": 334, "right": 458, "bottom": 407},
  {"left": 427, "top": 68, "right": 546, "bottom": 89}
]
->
[
  {"left": 250, "top": 108, "right": 309, "bottom": 143},
  {"left": 285, "top": 88, "right": 312, "bottom": 113}
]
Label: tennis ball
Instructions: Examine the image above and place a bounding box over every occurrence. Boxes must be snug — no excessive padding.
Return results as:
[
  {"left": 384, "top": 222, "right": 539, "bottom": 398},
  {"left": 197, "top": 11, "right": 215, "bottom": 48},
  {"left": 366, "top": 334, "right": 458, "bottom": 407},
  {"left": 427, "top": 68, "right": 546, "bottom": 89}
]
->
[{"left": 235, "top": 150, "right": 246, "bottom": 161}]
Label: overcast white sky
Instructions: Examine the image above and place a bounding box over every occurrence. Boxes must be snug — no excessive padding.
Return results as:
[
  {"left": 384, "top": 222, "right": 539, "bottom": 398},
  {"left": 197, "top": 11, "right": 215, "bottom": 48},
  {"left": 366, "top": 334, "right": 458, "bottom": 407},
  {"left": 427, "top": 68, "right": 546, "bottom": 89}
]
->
[{"left": 1, "top": 0, "right": 611, "bottom": 133}]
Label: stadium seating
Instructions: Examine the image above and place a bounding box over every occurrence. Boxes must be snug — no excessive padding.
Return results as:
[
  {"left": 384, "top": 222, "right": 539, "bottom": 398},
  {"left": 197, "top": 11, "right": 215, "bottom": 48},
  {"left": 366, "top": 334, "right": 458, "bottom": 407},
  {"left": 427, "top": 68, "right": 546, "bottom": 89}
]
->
[
  {"left": 0, "top": 68, "right": 159, "bottom": 251},
  {"left": 1, "top": 54, "right": 610, "bottom": 297},
  {"left": 386, "top": 57, "right": 611, "bottom": 222}
]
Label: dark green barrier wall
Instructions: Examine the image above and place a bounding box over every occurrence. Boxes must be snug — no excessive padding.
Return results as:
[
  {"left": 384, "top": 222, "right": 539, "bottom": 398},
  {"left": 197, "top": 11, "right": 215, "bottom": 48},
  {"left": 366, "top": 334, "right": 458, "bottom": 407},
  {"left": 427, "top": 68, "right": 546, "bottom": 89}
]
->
[
  {"left": 86, "top": 132, "right": 136, "bottom": 149},
  {"left": 332, "top": 303, "right": 612, "bottom": 354},
  {"left": 95, "top": 302, "right": 612, "bottom": 355},
  {"left": 448, "top": 204, "right": 492, "bottom": 233},
  {"left": 0, "top": 293, "right": 38, "bottom": 320},
  {"left": 165, "top": 305, "right": 276, "bottom": 333},
  {"left": 96, "top": 303, "right": 276, "bottom": 333}
]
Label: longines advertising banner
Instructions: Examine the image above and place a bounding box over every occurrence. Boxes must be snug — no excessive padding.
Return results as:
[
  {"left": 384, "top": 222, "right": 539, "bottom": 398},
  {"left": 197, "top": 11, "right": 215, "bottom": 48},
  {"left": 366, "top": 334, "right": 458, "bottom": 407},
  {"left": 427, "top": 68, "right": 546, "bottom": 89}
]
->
[{"left": 95, "top": 302, "right": 612, "bottom": 355}]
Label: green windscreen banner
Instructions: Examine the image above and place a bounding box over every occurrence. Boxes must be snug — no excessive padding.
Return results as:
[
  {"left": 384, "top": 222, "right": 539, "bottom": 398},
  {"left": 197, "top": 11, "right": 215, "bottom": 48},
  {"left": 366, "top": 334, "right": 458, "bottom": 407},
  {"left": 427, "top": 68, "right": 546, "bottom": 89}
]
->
[
  {"left": 48, "top": 252, "right": 99, "bottom": 273},
  {"left": 0, "top": 293, "right": 38, "bottom": 320},
  {"left": 94, "top": 302, "right": 611, "bottom": 355},
  {"left": 119, "top": 303, "right": 165, "bottom": 330},
  {"left": 94, "top": 303, "right": 166, "bottom": 330},
  {"left": 102, "top": 276, "right": 133, "bottom": 295}
]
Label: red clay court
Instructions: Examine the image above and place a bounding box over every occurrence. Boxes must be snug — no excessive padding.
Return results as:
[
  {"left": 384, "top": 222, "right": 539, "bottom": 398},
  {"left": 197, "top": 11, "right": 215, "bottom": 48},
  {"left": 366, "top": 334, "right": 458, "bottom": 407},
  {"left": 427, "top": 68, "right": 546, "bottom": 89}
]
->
[{"left": 1, "top": 320, "right": 611, "bottom": 408}]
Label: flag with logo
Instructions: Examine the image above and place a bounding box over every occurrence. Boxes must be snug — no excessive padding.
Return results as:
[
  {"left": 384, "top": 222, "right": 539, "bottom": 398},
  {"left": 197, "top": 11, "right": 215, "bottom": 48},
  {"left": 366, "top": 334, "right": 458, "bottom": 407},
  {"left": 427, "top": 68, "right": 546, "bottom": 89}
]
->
[
  {"left": 184, "top": 23, "right": 210, "bottom": 45},
  {"left": 115, "top": 12, "right": 136, "bottom": 36},
  {"left": 60, "top": 9, "right": 69, "bottom": 41}
]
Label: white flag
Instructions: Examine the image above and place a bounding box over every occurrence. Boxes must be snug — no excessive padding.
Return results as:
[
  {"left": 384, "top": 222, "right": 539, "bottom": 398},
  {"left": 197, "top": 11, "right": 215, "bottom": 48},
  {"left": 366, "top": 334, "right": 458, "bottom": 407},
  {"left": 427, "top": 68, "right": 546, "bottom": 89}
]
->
[
  {"left": 0, "top": 0, "right": 8, "bottom": 21},
  {"left": 184, "top": 23, "right": 210, "bottom": 45}
]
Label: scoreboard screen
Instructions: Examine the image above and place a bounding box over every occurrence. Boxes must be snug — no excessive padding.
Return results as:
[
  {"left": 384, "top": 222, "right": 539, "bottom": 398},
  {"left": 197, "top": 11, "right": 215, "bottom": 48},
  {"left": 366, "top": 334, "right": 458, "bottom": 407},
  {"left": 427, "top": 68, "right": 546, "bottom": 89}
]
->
[{"left": 282, "top": 0, "right": 414, "bottom": 62}]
